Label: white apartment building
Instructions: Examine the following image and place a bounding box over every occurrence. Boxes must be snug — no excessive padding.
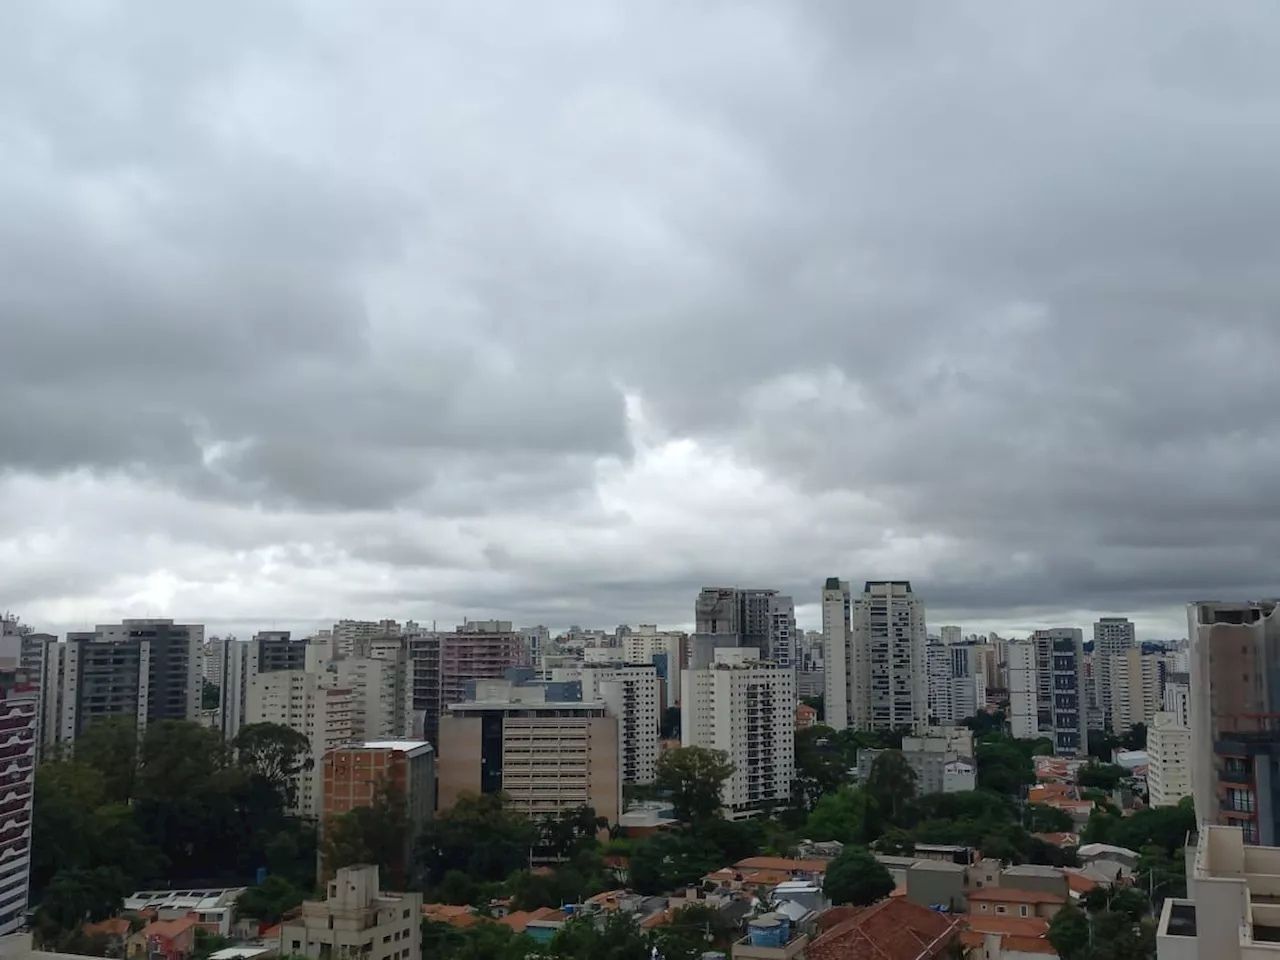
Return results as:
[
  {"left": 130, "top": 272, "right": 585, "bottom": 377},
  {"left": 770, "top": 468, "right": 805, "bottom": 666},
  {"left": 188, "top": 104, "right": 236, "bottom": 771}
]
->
[
  {"left": 280, "top": 865, "right": 421, "bottom": 960},
  {"left": 246, "top": 670, "right": 357, "bottom": 815},
  {"left": 926, "top": 642, "right": 953, "bottom": 725},
  {"left": 682, "top": 649, "right": 795, "bottom": 819},
  {"left": 1147, "top": 711, "right": 1192, "bottom": 808},
  {"left": 579, "top": 662, "right": 660, "bottom": 785},
  {"left": 927, "top": 642, "right": 987, "bottom": 725},
  {"left": 857, "top": 727, "right": 977, "bottom": 795},
  {"left": 1157, "top": 825, "right": 1280, "bottom": 960},
  {"left": 940, "top": 625, "right": 962, "bottom": 646},
  {"left": 621, "top": 626, "right": 684, "bottom": 707},
  {"left": 822, "top": 578, "right": 852, "bottom": 731},
  {"left": 328, "top": 657, "right": 403, "bottom": 741},
  {"left": 1007, "top": 640, "right": 1039, "bottom": 740},
  {"left": 1093, "top": 617, "right": 1136, "bottom": 727},
  {"left": 1108, "top": 648, "right": 1165, "bottom": 732},
  {"left": 847, "top": 581, "right": 928, "bottom": 732}
]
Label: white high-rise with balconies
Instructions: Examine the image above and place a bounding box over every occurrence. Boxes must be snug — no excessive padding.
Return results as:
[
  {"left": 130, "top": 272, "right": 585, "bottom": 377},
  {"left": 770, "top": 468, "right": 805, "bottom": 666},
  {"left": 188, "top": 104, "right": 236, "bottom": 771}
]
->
[
  {"left": 682, "top": 649, "right": 795, "bottom": 819},
  {"left": 1007, "top": 640, "right": 1039, "bottom": 740},
  {"left": 1094, "top": 617, "right": 1136, "bottom": 729},
  {"left": 850, "top": 581, "right": 928, "bottom": 732},
  {"left": 579, "top": 661, "right": 660, "bottom": 785},
  {"left": 822, "top": 579, "right": 852, "bottom": 731}
]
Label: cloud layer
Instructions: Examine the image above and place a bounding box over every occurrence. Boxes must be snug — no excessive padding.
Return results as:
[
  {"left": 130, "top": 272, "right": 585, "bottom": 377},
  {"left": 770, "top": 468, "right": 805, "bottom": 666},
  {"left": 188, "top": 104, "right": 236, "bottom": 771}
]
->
[{"left": 4, "top": 0, "right": 1279, "bottom": 640}]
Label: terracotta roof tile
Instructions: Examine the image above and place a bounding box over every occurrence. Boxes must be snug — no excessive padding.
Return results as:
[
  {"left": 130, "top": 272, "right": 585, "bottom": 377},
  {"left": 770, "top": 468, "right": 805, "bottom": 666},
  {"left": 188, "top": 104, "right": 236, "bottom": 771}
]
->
[
  {"left": 138, "top": 918, "right": 197, "bottom": 940},
  {"left": 809, "top": 899, "right": 962, "bottom": 960},
  {"left": 733, "top": 856, "right": 829, "bottom": 874}
]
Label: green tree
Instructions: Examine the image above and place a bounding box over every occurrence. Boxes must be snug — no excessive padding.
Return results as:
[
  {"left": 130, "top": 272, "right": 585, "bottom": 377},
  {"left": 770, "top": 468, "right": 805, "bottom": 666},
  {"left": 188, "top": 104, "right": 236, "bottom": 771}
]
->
[
  {"left": 548, "top": 911, "right": 651, "bottom": 960},
  {"left": 806, "top": 785, "right": 878, "bottom": 844},
  {"left": 1079, "top": 763, "right": 1126, "bottom": 792},
  {"left": 202, "top": 679, "right": 221, "bottom": 711},
  {"left": 877, "top": 828, "right": 914, "bottom": 856},
  {"left": 76, "top": 717, "right": 139, "bottom": 804},
  {"left": 236, "top": 875, "right": 306, "bottom": 925},
  {"left": 193, "top": 928, "right": 231, "bottom": 960},
  {"left": 793, "top": 725, "right": 849, "bottom": 812},
  {"left": 626, "top": 831, "right": 721, "bottom": 896},
  {"left": 655, "top": 746, "right": 734, "bottom": 823},
  {"left": 234, "top": 722, "right": 314, "bottom": 810},
  {"left": 1027, "top": 802, "right": 1074, "bottom": 833},
  {"left": 865, "top": 750, "right": 917, "bottom": 822},
  {"left": 1047, "top": 902, "right": 1091, "bottom": 960},
  {"left": 323, "top": 775, "right": 409, "bottom": 886},
  {"left": 416, "top": 792, "right": 536, "bottom": 885},
  {"left": 822, "top": 846, "right": 895, "bottom": 906}
]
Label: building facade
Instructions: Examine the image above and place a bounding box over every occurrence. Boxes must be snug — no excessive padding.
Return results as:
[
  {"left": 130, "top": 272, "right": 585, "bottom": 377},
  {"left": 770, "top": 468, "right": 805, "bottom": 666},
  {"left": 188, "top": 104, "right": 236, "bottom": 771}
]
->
[
  {"left": 850, "top": 581, "right": 928, "bottom": 732},
  {"left": 821, "top": 579, "right": 852, "bottom": 731},
  {"left": 43, "top": 619, "right": 202, "bottom": 749},
  {"left": 322, "top": 741, "right": 434, "bottom": 887},
  {"left": 1147, "top": 711, "right": 1192, "bottom": 808},
  {"left": 436, "top": 680, "right": 620, "bottom": 824},
  {"left": 681, "top": 649, "right": 796, "bottom": 819},
  {"left": 1093, "top": 617, "right": 1136, "bottom": 729},
  {"left": 1189, "top": 600, "right": 1280, "bottom": 844},
  {"left": 0, "top": 663, "right": 38, "bottom": 935},
  {"left": 578, "top": 662, "right": 660, "bottom": 785},
  {"left": 279, "top": 865, "right": 421, "bottom": 960},
  {"left": 1007, "top": 639, "right": 1039, "bottom": 740},
  {"left": 246, "top": 670, "right": 357, "bottom": 815},
  {"left": 406, "top": 622, "right": 524, "bottom": 747}
]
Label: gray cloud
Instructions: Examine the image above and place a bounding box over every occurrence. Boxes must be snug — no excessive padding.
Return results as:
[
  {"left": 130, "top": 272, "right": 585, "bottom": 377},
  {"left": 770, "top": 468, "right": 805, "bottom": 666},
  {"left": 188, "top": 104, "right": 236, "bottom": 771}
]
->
[{"left": 3, "top": 0, "right": 1280, "bottom": 639}]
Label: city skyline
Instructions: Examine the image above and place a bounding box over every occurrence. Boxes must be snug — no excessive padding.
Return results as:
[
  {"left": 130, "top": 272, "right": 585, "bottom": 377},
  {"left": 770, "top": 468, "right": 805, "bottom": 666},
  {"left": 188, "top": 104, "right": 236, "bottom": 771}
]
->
[{"left": 6, "top": 3, "right": 1280, "bottom": 653}]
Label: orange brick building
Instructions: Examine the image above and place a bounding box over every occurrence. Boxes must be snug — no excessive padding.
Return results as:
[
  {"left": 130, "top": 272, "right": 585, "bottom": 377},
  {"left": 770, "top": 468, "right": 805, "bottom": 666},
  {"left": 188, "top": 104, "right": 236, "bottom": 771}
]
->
[{"left": 322, "top": 740, "right": 435, "bottom": 887}]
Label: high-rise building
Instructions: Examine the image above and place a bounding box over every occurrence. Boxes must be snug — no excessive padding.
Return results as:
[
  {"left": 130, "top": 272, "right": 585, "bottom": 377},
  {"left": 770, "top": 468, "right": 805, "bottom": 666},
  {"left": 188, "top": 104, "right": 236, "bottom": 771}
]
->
[
  {"left": 1007, "top": 640, "right": 1039, "bottom": 740},
  {"left": 406, "top": 622, "right": 524, "bottom": 747},
  {"left": 1189, "top": 600, "right": 1280, "bottom": 844},
  {"left": 329, "top": 657, "right": 405, "bottom": 741},
  {"left": 436, "top": 680, "right": 620, "bottom": 823},
  {"left": 579, "top": 662, "right": 660, "bottom": 785},
  {"left": 0, "top": 660, "right": 39, "bottom": 935},
  {"left": 43, "top": 619, "right": 202, "bottom": 749},
  {"left": 1030, "top": 629, "right": 1086, "bottom": 756},
  {"left": 694, "top": 588, "right": 795, "bottom": 664},
  {"left": 331, "top": 620, "right": 400, "bottom": 660},
  {"left": 681, "top": 648, "right": 796, "bottom": 819},
  {"left": 620, "top": 625, "right": 685, "bottom": 707},
  {"left": 939, "top": 626, "right": 963, "bottom": 646},
  {"left": 850, "top": 581, "right": 928, "bottom": 732},
  {"left": 321, "top": 741, "right": 434, "bottom": 887},
  {"left": 926, "top": 641, "right": 953, "bottom": 725},
  {"left": 1163, "top": 672, "right": 1191, "bottom": 728},
  {"left": 247, "top": 670, "right": 357, "bottom": 815},
  {"left": 821, "top": 579, "right": 852, "bottom": 731},
  {"left": 519, "top": 625, "right": 551, "bottom": 666},
  {"left": 1094, "top": 617, "right": 1136, "bottom": 728},
  {"left": 1147, "top": 711, "right": 1192, "bottom": 808},
  {"left": 1107, "top": 648, "right": 1165, "bottom": 732}
]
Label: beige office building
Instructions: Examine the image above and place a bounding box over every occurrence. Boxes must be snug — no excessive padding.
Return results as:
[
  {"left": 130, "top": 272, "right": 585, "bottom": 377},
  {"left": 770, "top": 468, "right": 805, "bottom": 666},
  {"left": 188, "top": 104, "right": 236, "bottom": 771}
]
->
[
  {"left": 279, "top": 865, "right": 421, "bottom": 960},
  {"left": 1148, "top": 711, "right": 1192, "bottom": 808},
  {"left": 436, "top": 680, "right": 620, "bottom": 823}
]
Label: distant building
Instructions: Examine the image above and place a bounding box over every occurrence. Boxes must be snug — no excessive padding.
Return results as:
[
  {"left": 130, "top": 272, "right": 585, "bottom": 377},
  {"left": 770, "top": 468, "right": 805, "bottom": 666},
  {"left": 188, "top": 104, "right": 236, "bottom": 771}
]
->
[
  {"left": 1031, "top": 629, "right": 1086, "bottom": 756},
  {"left": 436, "top": 679, "right": 620, "bottom": 824},
  {"left": 406, "top": 622, "right": 524, "bottom": 747},
  {"left": 821, "top": 579, "right": 852, "bottom": 731},
  {"left": 694, "top": 587, "right": 796, "bottom": 665},
  {"left": 279, "top": 865, "right": 421, "bottom": 960},
  {"left": 1093, "top": 617, "right": 1136, "bottom": 728},
  {"left": 43, "top": 619, "right": 202, "bottom": 749},
  {"left": 1146, "top": 712, "right": 1191, "bottom": 808},
  {"left": 832, "top": 581, "right": 928, "bottom": 732}
]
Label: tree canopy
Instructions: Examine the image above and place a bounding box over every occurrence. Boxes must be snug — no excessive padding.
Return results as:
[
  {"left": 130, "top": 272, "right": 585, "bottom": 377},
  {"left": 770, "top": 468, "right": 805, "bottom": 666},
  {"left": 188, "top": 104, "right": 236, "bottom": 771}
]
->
[
  {"left": 655, "top": 746, "right": 734, "bottom": 822},
  {"left": 822, "top": 845, "right": 896, "bottom": 906}
]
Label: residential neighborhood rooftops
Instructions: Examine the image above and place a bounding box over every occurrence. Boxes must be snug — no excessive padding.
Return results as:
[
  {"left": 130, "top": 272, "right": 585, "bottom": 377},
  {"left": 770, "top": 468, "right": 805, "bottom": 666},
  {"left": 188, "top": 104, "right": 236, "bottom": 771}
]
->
[
  {"left": 807, "top": 899, "right": 963, "bottom": 960},
  {"left": 733, "top": 856, "right": 829, "bottom": 874}
]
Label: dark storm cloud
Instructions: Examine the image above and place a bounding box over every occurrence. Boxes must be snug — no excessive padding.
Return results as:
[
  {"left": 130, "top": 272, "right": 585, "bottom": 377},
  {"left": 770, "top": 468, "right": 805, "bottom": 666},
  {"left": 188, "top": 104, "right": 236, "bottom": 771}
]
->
[{"left": 3, "top": 0, "right": 1280, "bottom": 634}]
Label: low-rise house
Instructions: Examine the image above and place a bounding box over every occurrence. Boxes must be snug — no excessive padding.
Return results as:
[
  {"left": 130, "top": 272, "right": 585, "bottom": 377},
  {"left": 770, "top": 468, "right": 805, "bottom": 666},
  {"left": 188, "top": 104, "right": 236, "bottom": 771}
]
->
[
  {"left": 127, "top": 918, "right": 198, "bottom": 960},
  {"left": 1076, "top": 842, "right": 1139, "bottom": 880},
  {"left": 966, "top": 888, "right": 1066, "bottom": 922}
]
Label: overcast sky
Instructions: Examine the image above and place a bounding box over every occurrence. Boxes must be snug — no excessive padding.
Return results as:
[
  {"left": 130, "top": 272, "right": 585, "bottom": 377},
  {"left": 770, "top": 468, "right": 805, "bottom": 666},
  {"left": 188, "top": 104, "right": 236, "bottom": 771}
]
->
[{"left": 4, "top": 1, "right": 1279, "bottom": 642}]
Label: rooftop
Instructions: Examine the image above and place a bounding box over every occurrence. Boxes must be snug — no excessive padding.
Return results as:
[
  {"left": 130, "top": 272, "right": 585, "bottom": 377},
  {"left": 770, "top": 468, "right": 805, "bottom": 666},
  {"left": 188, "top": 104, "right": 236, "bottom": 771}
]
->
[
  {"left": 808, "top": 899, "right": 961, "bottom": 960},
  {"left": 357, "top": 740, "right": 433, "bottom": 754}
]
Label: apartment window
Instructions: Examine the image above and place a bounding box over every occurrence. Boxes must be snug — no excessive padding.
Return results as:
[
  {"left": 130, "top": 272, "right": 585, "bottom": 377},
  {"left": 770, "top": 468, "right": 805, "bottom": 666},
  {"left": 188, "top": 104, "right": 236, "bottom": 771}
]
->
[
  {"left": 996, "top": 906, "right": 1007, "bottom": 914},
  {"left": 1020, "top": 906, "right": 1029, "bottom": 918}
]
